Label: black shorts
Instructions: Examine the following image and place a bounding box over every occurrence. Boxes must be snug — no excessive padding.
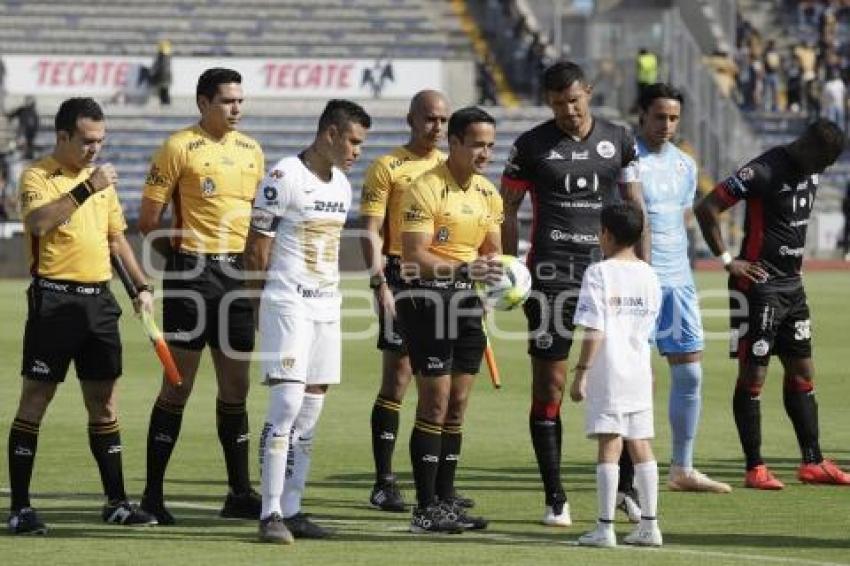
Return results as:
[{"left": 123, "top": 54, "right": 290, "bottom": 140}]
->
[
  {"left": 395, "top": 283, "right": 486, "bottom": 377},
  {"left": 162, "top": 252, "right": 255, "bottom": 352},
  {"left": 728, "top": 277, "right": 812, "bottom": 366},
  {"left": 523, "top": 286, "right": 581, "bottom": 360},
  {"left": 21, "top": 278, "right": 122, "bottom": 382},
  {"left": 377, "top": 255, "right": 406, "bottom": 353}
]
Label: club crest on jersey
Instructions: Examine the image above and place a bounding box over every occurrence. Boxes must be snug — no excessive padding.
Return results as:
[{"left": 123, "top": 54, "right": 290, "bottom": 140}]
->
[
  {"left": 535, "top": 332, "right": 554, "bottom": 350},
  {"left": 596, "top": 140, "right": 616, "bottom": 159},
  {"left": 201, "top": 177, "right": 216, "bottom": 196},
  {"left": 436, "top": 226, "right": 450, "bottom": 242}
]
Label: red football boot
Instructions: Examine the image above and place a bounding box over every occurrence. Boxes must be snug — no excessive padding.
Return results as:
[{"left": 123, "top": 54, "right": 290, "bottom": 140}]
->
[
  {"left": 797, "top": 460, "right": 850, "bottom": 485},
  {"left": 745, "top": 465, "right": 784, "bottom": 490}
]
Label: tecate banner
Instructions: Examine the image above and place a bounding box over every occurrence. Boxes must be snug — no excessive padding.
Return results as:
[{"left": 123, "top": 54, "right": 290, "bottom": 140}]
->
[{"left": 2, "top": 55, "right": 442, "bottom": 99}]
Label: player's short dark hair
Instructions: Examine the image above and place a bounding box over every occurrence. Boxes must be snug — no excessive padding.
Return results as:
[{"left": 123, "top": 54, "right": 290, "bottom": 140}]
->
[
  {"left": 800, "top": 119, "right": 845, "bottom": 164},
  {"left": 447, "top": 106, "right": 495, "bottom": 142},
  {"left": 54, "top": 97, "right": 104, "bottom": 135},
  {"left": 601, "top": 202, "right": 644, "bottom": 247},
  {"left": 317, "top": 99, "right": 372, "bottom": 133},
  {"left": 196, "top": 67, "right": 242, "bottom": 100},
  {"left": 638, "top": 83, "right": 685, "bottom": 112},
  {"left": 542, "top": 60, "right": 587, "bottom": 92}
]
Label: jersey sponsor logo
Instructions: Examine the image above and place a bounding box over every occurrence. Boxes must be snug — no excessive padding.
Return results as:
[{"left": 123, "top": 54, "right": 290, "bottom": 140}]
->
[
  {"left": 297, "top": 284, "right": 337, "bottom": 299},
  {"left": 263, "top": 186, "right": 278, "bottom": 202},
  {"left": 201, "top": 177, "right": 216, "bottom": 196},
  {"left": 571, "top": 150, "right": 589, "bottom": 160},
  {"left": 563, "top": 173, "right": 599, "bottom": 194},
  {"left": 436, "top": 226, "right": 450, "bottom": 242},
  {"left": 778, "top": 245, "right": 804, "bottom": 257},
  {"left": 596, "top": 140, "right": 616, "bottom": 159},
  {"left": 233, "top": 139, "right": 256, "bottom": 150},
  {"left": 250, "top": 208, "right": 277, "bottom": 232},
  {"left": 21, "top": 191, "right": 42, "bottom": 205},
  {"left": 361, "top": 186, "right": 383, "bottom": 204},
  {"left": 187, "top": 138, "right": 207, "bottom": 152},
  {"left": 426, "top": 356, "right": 445, "bottom": 370},
  {"left": 550, "top": 230, "right": 598, "bottom": 244},
  {"left": 558, "top": 200, "right": 602, "bottom": 209},
  {"left": 546, "top": 149, "right": 565, "bottom": 160},
  {"left": 751, "top": 339, "right": 770, "bottom": 357},
  {"left": 388, "top": 157, "right": 406, "bottom": 170},
  {"left": 534, "top": 332, "right": 553, "bottom": 350},
  {"left": 737, "top": 167, "right": 755, "bottom": 181},
  {"left": 145, "top": 164, "right": 168, "bottom": 187},
  {"left": 404, "top": 203, "right": 426, "bottom": 222},
  {"left": 312, "top": 200, "right": 347, "bottom": 213},
  {"left": 14, "top": 446, "right": 33, "bottom": 457},
  {"left": 48, "top": 168, "right": 63, "bottom": 179}
]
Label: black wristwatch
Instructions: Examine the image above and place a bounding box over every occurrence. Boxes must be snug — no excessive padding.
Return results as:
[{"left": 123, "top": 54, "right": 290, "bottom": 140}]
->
[{"left": 368, "top": 274, "right": 386, "bottom": 289}]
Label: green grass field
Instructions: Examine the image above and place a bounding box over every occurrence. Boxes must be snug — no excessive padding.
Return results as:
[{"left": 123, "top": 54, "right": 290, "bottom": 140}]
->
[{"left": 0, "top": 272, "right": 848, "bottom": 565}]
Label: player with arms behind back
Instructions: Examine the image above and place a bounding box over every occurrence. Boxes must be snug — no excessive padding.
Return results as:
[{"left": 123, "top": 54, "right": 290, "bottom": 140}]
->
[
  {"left": 359, "top": 90, "right": 450, "bottom": 511},
  {"left": 244, "top": 100, "right": 371, "bottom": 544},
  {"left": 500, "top": 61, "right": 647, "bottom": 526},
  {"left": 695, "top": 119, "right": 850, "bottom": 489}
]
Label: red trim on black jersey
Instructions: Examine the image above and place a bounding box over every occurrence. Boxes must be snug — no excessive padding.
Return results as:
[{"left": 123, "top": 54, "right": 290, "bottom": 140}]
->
[
  {"left": 744, "top": 197, "right": 765, "bottom": 262},
  {"left": 171, "top": 187, "right": 183, "bottom": 251},
  {"left": 715, "top": 182, "right": 739, "bottom": 208},
  {"left": 527, "top": 185, "right": 539, "bottom": 269},
  {"left": 500, "top": 175, "right": 532, "bottom": 193}
]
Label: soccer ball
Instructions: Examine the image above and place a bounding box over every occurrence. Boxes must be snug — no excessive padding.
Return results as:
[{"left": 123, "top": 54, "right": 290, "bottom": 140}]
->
[{"left": 481, "top": 255, "right": 532, "bottom": 311}]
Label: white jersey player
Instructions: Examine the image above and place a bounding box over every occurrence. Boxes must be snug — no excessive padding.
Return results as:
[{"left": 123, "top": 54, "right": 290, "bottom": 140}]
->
[{"left": 243, "top": 100, "right": 371, "bottom": 544}]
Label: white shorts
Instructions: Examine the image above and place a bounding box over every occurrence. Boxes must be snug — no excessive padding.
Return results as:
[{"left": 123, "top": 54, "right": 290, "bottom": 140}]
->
[
  {"left": 259, "top": 312, "right": 341, "bottom": 386},
  {"left": 586, "top": 408, "right": 654, "bottom": 440}
]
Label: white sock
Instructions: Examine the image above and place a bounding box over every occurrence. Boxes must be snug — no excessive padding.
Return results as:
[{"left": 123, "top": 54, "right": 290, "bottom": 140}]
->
[
  {"left": 634, "top": 460, "right": 659, "bottom": 526},
  {"left": 259, "top": 382, "right": 304, "bottom": 520},
  {"left": 597, "top": 463, "right": 619, "bottom": 523},
  {"left": 282, "top": 392, "right": 325, "bottom": 518}
]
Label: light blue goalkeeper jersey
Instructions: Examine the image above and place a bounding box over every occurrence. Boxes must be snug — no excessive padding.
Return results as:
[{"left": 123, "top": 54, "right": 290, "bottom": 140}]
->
[{"left": 637, "top": 138, "right": 697, "bottom": 286}]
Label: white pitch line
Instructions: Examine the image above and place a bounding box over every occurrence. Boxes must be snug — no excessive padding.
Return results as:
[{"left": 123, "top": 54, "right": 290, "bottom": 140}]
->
[{"left": 2, "top": 489, "right": 847, "bottom": 565}]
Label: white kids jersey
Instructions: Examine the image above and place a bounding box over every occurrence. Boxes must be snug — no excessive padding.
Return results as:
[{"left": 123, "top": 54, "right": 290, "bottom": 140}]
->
[
  {"left": 573, "top": 258, "right": 662, "bottom": 414},
  {"left": 250, "top": 155, "right": 351, "bottom": 321}
]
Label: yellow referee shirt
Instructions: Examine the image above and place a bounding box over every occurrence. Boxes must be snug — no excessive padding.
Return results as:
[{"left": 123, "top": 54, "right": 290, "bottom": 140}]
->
[
  {"left": 401, "top": 163, "right": 503, "bottom": 263},
  {"left": 360, "top": 146, "right": 444, "bottom": 257},
  {"left": 142, "top": 125, "right": 264, "bottom": 253},
  {"left": 19, "top": 156, "right": 126, "bottom": 283}
]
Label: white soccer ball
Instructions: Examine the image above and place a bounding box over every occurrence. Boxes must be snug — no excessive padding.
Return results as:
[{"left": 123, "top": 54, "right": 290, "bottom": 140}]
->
[{"left": 481, "top": 255, "right": 532, "bottom": 311}]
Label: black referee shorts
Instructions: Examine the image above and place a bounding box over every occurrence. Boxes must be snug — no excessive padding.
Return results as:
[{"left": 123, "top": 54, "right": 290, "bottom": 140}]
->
[
  {"left": 162, "top": 252, "right": 255, "bottom": 353},
  {"left": 21, "top": 278, "right": 122, "bottom": 382},
  {"left": 395, "top": 284, "right": 486, "bottom": 377}
]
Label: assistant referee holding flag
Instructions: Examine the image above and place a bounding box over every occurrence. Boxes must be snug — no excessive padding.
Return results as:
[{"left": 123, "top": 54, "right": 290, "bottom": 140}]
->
[{"left": 8, "top": 97, "right": 156, "bottom": 534}]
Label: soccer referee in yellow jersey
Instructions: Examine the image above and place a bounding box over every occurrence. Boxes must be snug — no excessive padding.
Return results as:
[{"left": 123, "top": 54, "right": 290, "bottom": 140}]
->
[
  {"left": 359, "top": 90, "right": 449, "bottom": 511},
  {"left": 137, "top": 68, "right": 265, "bottom": 524},
  {"left": 8, "top": 98, "right": 156, "bottom": 534},
  {"left": 396, "top": 107, "right": 503, "bottom": 534}
]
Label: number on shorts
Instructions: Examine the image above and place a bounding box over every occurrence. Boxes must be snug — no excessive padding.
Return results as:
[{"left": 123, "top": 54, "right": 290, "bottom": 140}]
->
[{"left": 794, "top": 319, "right": 811, "bottom": 341}]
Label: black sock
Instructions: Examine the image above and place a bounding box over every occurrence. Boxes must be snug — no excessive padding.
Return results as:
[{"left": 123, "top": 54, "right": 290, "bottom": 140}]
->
[
  {"left": 618, "top": 450, "right": 635, "bottom": 492},
  {"left": 88, "top": 420, "right": 127, "bottom": 503},
  {"left": 783, "top": 380, "right": 822, "bottom": 464},
  {"left": 733, "top": 385, "right": 763, "bottom": 470},
  {"left": 410, "top": 419, "right": 442, "bottom": 508},
  {"left": 435, "top": 424, "right": 462, "bottom": 501},
  {"left": 144, "top": 399, "right": 184, "bottom": 501},
  {"left": 8, "top": 418, "right": 39, "bottom": 511},
  {"left": 371, "top": 395, "right": 401, "bottom": 483},
  {"left": 530, "top": 402, "right": 565, "bottom": 505},
  {"left": 216, "top": 398, "right": 252, "bottom": 494}
]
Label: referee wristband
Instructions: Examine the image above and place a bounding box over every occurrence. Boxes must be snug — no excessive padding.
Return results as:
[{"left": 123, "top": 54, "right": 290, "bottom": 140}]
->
[
  {"left": 68, "top": 181, "right": 93, "bottom": 207},
  {"left": 718, "top": 251, "right": 733, "bottom": 267}
]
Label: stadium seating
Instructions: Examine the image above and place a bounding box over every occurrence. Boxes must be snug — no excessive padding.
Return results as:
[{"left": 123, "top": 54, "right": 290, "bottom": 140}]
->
[{"left": 0, "top": 0, "right": 472, "bottom": 58}]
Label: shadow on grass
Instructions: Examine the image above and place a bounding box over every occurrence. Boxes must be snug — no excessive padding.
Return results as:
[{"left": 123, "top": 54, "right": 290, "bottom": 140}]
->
[{"left": 665, "top": 531, "right": 850, "bottom": 550}]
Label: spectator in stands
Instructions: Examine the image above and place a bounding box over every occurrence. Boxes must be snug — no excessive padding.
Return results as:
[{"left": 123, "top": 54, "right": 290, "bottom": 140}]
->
[
  {"left": 705, "top": 50, "right": 739, "bottom": 101},
  {"left": 763, "top": 40, "right": 783, "bottom": 111},
  {"left": 821, "top": 68, "right": 846, "bottom": 129},
  {"left": 7, "top": 96, "right": 38, "bottom": 159},
  {"left": 785, "top": 45, "right": 804, "bottom": 112},
  {"left": 150, "top": 40, "right": 172, "bottom": 106},
  {"left": 476, "top": 56, "right": 499, "bottom": 106},
  {"left": 795, "top": 42, "right": 819, "bottom": 118},
  {"left": 0, "top": 111, "right": 13, "bottom": 220},
  {"left": 635, "top": 48, "right": 658, "bottom": 111}
]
